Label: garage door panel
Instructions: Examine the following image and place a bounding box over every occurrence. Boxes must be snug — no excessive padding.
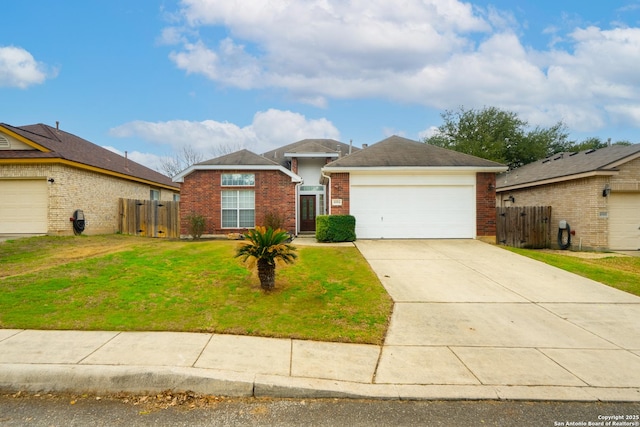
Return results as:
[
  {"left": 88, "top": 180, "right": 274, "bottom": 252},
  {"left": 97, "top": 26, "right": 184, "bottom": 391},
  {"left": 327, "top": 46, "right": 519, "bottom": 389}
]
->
[
  {"left": 0, "top": 180, "right": 48, "bottom": 233},
  {"left": 351, "top": 185, "right": 475, "bottom": 239},
  {"left": 609, "top": 193, "right": 640, "bottom": 250}
]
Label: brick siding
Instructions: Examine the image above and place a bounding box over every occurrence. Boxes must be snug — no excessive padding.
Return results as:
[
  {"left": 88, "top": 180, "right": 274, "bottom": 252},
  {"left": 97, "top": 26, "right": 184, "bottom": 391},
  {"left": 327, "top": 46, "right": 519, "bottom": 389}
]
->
[
  {"left": 0, "top": 163, "right": 178, "bottom": 235},
  {"left": 179, "top": 169, "right": 297, "bottom": 235},
  {"left": 476, "top": 173, "right": 498, "bottom": 237},
  {"left": 328, "top": 173, "right": 350, "bottom": 215},
  {"left": 496, "top": 157, "right": 640, "bottom": 250}
]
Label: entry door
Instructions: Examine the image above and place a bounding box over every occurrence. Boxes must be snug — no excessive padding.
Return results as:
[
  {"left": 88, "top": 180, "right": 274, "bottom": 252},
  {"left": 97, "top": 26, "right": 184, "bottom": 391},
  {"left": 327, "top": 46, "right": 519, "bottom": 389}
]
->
[{"left": 300, "top": 195, "right": 316, "bottom": 231}]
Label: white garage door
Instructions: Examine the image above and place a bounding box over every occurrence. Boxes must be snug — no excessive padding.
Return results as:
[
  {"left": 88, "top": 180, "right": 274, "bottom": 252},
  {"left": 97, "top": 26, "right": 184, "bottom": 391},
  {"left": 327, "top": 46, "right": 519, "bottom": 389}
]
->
[
  {"left": 609, "top": 193, "right": 640, "bottom": 250},
  {"left": 0, "top": 179, "right": 48, "bottom": 234},
  {"left": 350, "top": 174, "right": 476, "bottom": 239}
]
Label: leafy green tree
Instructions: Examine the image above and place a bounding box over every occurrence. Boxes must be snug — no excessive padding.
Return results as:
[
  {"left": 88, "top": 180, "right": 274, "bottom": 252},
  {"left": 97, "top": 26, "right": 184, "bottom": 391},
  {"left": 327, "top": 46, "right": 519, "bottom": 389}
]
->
[
  {"left": 235, "top": 226, "right": 297, "bottom": 291},
  {"left": 568, "top": 137, "right": 631, "bottom": 152},
  {"left": 424, "top": 106, "right": 570, "bottom": 169}
]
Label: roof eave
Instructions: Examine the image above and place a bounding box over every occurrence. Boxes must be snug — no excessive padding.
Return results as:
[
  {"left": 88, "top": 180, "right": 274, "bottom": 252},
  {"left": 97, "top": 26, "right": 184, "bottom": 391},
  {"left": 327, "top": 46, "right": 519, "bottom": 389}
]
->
[
  {"left": 322, "top": 165, "right": 508, "bottom": 173},
  {"left": 173, "top": 164, "right": 303, "bottom": 183},
  {"left": 497, "top": 170, "right": 618, "bottom": 192},
  {"left": 0, "top": 157, "right": 180, "bottom": 191},
  {"left": 604, "top": 150, "right": 640, "bottom": 169},
  {"left": 0, "top": 125, "right": 51, "bottom": 152},
  {"left": 285, "top": 152, "right": 339, "bottom": 158}
]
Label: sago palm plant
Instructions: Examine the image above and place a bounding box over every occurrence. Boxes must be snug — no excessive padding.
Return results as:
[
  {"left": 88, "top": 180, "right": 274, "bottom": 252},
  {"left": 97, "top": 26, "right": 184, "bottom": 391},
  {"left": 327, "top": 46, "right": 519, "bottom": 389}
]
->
[{"left": 235, "top": 226, "right": 297, "bottom": 291}]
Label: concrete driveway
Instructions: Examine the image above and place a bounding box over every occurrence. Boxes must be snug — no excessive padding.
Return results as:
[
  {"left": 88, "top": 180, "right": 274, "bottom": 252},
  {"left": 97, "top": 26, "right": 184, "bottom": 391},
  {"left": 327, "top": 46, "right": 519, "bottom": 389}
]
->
[{"left": 356, "top": 239, "right": 640, "bottom": 400}]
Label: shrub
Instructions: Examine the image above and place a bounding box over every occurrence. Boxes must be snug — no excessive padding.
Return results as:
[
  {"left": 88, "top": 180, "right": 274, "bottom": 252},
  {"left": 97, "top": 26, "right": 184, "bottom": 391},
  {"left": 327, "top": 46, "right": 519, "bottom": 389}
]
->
[
  {"left": 316, "top": 215, "right": 356, "bottom": 242},
  {"left": 185, "top": 212, "right": 206, "bottom": 240},
  {"left": 263, "top": 210, "right": 286, "bottom": 231}
]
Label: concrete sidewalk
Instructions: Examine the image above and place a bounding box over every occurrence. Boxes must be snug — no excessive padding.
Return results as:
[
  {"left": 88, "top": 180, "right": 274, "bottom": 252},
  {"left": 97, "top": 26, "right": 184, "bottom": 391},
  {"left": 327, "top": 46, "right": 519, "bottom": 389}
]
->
[{"left": 1, "top": 239, "right": 639, "bottom": 401}]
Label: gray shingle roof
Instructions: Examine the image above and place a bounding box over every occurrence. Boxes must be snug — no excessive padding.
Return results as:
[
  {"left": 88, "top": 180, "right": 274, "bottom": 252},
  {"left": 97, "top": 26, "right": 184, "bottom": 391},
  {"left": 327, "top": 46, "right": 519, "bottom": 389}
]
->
[
  {"left": 496, "top": 144, "right": 640, "bottom": 189},
  {"left": 325, "top": 135, "right": 506, "bottom": 168},
  {"left": 0, "top": 123, "right": 178, "bottom": 190},
  {"left": 262, "top": 139, "right": 357, "bottom": 167},
  {"left": 197, "top": 149, "right": 280, "bottom": 166}
]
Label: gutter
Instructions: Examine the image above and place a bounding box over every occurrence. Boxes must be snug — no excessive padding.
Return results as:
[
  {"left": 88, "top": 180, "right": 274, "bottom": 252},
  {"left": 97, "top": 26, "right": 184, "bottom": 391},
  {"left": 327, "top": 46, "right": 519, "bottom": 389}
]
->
[{"left": 321, "top": 170, "right": 332, "bottom": 215}]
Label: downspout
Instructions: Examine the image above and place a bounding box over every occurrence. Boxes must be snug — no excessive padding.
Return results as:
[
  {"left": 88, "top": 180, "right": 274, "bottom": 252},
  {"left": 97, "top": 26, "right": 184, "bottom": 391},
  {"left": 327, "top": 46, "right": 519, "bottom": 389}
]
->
[
  {"left": 294, "top": 180, "right": 303, "bottom": 236},
  {"left": 321, "top": 171, "right": 332, "bottom": 215}
]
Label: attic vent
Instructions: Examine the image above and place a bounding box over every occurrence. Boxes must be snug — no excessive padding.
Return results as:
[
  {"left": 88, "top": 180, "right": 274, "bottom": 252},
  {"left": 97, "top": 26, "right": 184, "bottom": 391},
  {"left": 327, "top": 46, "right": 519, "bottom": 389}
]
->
[
  {"left": 585, "top": 149, "right": 596, "bottom": 154},
  {"left": 0, "top": 135, "right": 9, "bottom": 148},
  {"left": 569, "top": 152, "right": 578, "bottom": 156}
]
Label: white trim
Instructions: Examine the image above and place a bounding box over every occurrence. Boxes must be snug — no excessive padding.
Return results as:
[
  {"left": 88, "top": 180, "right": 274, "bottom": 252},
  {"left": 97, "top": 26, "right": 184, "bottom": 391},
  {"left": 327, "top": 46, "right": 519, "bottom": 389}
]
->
[
  {"left": 497, "top": 170, "right": 619, "bottom": 192},
  {"left": 173, "top": 164, "right": 302, "bottom": 183},
  {"left": 322, "top": 166, "right": 507, "bottom": 173},
  {"left": 285, "top": 152, "right": 339, "bottom": 158},
  {"left": 605, "top": 150, "right": 640, "bottom": 169}
]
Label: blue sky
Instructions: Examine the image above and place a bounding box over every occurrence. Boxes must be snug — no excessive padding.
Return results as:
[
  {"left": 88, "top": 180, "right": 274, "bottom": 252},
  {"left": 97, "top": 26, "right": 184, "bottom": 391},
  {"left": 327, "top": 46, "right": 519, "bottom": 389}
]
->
[{"left": 2, "top": 0, "right": 640, "bottom": 172}]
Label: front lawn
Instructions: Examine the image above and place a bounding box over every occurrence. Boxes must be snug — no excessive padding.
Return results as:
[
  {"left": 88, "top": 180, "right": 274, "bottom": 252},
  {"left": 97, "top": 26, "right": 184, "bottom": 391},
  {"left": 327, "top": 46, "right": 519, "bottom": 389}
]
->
[
  {"left": 0, "top": 235, "right": 393, "bottom": 344},
  {"left": 505, "top": 247, "right": 640, "bottom": 297}
]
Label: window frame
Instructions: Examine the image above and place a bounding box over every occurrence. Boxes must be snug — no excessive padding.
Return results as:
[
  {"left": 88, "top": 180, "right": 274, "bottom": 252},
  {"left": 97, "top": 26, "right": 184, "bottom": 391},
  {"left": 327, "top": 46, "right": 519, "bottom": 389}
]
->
[
  {"left": 221, "top": 173, "right": 255, "bottom": 187},
  {"left": 221, "top": 189, "right": 255, "bottom": 228}
]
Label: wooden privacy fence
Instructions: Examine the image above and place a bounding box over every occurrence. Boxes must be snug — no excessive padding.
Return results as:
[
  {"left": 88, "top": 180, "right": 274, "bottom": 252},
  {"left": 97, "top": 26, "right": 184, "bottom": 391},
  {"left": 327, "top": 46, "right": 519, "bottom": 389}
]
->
[
  {"left": 118, "top": 199, "right": 180, "bottom": 238},
  {"left": 496, "top": 206, "right": 552, "bottom": 248}
]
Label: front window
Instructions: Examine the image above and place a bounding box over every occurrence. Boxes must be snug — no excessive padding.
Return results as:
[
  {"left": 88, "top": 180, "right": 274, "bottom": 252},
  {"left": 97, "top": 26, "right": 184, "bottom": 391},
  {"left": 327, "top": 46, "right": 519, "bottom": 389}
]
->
[
  {"left": 222, "top": 173, "right": 255, "bottom": 186},
  {"left": 222, "top": 190, "right": 255, "bottom": 228}
]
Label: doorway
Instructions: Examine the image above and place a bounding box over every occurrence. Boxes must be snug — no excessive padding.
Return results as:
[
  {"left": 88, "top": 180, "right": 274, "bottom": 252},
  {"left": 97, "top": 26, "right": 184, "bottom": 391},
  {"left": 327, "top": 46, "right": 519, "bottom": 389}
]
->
[{"left": 300, "top": 195, "right": 316, "bottom": 232}]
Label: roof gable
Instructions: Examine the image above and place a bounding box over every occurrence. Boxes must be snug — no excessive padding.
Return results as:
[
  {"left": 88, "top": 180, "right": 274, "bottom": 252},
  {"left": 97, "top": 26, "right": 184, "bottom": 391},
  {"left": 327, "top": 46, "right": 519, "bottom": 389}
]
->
[
  {"left": 173, "top": 148, "right": 302, "bottom": 183},
  {"left": 0, "top": 123, "right": 178, "bottom": 190},
  {"left": 262, "top": 139, "right": 356, "bottom": 166},
  {"left": 197, "top": 149, "right": 280, "bottom": 166},
  {"left": 497, "top": 144, "right": 640, "bottom": 190},
  {"left": 324, "top": 135, "right": 506, "bottom": 169}
]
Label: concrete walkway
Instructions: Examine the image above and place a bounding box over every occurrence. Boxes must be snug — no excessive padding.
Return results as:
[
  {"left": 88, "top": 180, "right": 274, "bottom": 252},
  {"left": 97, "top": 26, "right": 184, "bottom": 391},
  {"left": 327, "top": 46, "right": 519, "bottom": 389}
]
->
[{"left": 0, "top": 239, "right": 639, "bottom": 401}]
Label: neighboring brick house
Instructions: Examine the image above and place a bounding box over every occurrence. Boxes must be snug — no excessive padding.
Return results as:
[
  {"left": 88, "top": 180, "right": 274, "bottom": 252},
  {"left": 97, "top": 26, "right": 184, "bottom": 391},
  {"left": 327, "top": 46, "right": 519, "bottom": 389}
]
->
[
  {"left": 496, "top": 144, "right": 640, "bottom": 251},
  {"left": 0, "top": 122, "right": 180, "bottom": 235},
  {"left": 175, "top": 136, "right": 506, "bottom": 239}
]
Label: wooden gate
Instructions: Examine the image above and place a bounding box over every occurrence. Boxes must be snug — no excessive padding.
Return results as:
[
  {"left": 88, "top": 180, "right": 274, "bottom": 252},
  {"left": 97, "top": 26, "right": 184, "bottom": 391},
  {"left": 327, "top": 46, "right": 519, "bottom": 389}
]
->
[
  {"left": 496, "top": 206, "right": 552, "bottom": 248},
  {"left": 118, "top": 199, "right": 180, "bottom": 238}
]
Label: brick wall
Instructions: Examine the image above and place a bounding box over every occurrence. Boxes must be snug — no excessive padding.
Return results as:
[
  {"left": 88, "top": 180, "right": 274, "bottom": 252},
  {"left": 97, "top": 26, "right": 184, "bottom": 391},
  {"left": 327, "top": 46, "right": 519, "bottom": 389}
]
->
[
  {"left": 0, "top": 163, "right": 178, "bottom": 235},
  {"left": 497, "top": 176, "right": 609, "bottom": 250},
  {"left": 179, "top": 169, "right": 297, "bottom": 235},
  {"left": 476, "top": 173, "right": 498, "bottom": 237},
  {"left": 497, "top": 156, "right": 640, "bottom": 250},
  {"left": 328, "top": 173, "right": 350, "bottom": 215}
]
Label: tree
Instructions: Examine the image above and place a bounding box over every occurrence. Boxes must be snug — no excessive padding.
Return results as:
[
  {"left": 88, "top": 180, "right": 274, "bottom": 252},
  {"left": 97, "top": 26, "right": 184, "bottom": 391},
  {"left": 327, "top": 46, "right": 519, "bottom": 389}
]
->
[
  {"left": 424, "top": 106, "right": 570, "bottom": 169},
  {"left": 235, "top": 226, "right": 297, "bottom": 291},
  {"left": 158, "top": 145, "right": 205, "bottom": 178},
  {"left": 158, "top": 143, "right": 245, "bottom": 178}
]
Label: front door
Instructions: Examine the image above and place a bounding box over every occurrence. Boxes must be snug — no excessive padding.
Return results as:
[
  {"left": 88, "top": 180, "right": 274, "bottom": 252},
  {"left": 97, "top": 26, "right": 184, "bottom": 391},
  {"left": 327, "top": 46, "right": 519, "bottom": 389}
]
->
[{"left": 300, "top": 195, "right": 316, "bottom": 231}]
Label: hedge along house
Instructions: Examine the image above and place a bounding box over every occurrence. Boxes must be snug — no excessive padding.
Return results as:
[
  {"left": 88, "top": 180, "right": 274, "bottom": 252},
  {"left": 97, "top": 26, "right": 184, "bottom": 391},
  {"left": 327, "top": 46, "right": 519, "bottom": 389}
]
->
[
  {"left": 0, "top": 122, "right": 180, "bottom": 236},
  {"left": 175, "top": 136, "right": 507, "bottom": 239},
  {"left": 321, "top": 136, "right": 507, "bottom": 239},
  {"left": 174, "top": 139, "right": 356, "bottom": 236},
  {"left": 496, "top": 143, "right": 640, "bottom": 251}
]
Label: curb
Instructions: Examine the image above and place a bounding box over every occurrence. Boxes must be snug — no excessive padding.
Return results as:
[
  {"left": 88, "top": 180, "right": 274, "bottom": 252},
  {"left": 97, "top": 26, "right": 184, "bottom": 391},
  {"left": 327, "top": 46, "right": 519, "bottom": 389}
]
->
[{"left": 2, "top": 365, "right": 639, "bottom": 402}]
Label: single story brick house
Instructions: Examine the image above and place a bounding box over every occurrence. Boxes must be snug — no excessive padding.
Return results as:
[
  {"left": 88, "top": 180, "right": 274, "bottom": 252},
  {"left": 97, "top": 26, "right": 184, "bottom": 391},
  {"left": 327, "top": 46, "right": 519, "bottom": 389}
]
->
[
  {"left": 496, "top": 143, "right": 640, "bottom": 250},
  {"left": 0, "top": 122, "right": 180, "bottom": 236},
  {"left": 174, "top": 136, "right": 507, "bottom": 239}
]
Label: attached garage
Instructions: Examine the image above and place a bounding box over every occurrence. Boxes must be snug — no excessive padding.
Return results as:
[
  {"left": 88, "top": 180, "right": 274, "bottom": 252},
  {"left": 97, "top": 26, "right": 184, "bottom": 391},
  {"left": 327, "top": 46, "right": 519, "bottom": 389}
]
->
[
  {"left": 322, "top": 136, "right": 507, "bottom": 240},
  {"left": 350, "top": 173, "right": 476, "bottom": 239},
  {"left": 609, "top": 192, "right": 640, "bottom": 250},
  {"left": 0, "top": 179, "right": 48, "bottom": 234}
]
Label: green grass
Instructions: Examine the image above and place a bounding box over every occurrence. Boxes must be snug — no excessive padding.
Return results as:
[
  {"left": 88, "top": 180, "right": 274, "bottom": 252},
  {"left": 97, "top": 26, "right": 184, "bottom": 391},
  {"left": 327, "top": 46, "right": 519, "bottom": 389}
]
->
[
  {"left": 505, "top": 247, "right": 640, "bottom": 297},
  {"left": 0, "top": 235, "right": 393, "bottom": 344}
]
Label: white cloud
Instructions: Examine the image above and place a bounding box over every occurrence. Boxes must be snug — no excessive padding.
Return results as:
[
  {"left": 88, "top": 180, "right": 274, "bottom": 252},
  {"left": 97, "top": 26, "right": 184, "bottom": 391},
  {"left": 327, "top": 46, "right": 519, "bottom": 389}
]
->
[
  {"left": 103, "top": 146, "right": 165, "bottom": 172},
  {"left": 163, "top": 0, "right": 640, "bottom": 134},
  {"left": 0, "top": 46, "right": 54, "bottom": 88},
  {"left": 109, "top": 109, "right": 341, "bottom": 165}
]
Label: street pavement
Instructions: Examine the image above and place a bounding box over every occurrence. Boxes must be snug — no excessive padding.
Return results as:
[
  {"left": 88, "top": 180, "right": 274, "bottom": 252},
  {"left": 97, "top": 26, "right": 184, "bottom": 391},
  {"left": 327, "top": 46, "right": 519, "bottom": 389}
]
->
[{"left": 0, "top": 239, "right": 639, "bottom": 401}]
